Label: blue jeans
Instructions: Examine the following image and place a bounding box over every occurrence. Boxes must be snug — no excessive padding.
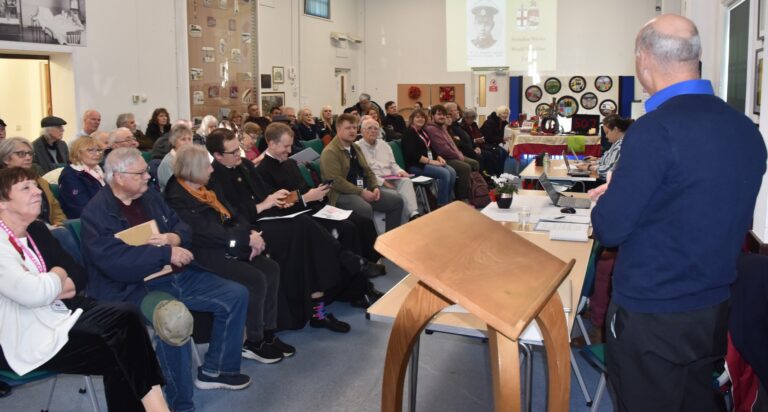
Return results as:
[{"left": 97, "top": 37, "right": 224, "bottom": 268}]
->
[
  {"left": 409, "top": 164, "right": 456, "bottom": 206},
  {"left": 51, "top": 227, "right": 82, "bottom": 265},
  {"left": 143, "top": 267, "right": 248, "bottom": 412}
]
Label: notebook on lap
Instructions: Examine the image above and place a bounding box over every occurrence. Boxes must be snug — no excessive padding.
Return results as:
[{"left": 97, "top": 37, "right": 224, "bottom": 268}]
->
[{"left": 539, "top": 173, "right": 592, "bottom": 209}]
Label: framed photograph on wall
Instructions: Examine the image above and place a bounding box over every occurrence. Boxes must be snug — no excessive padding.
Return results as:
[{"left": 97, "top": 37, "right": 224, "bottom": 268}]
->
[
  {"left": 261, "top": 92, "right": 285, "bottom": 113},
  {"left": 755, "top": 48, "right": 763, "bottom": 115},
  {"left": 272, "top": 66, "right": 285, "bottom": 84}
]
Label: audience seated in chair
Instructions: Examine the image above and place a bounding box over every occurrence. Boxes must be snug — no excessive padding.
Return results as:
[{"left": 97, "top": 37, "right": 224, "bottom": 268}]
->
[
  {"left": 145, "top": 108, "right": 172, "bottom": 143},
  {"left": 206, "top": 128, "right": 370, "bottom": 332},
  {"left": 0, "top": 137, "right": 79, "bottom": 261},
  {"left": 424, "top": 105, "right": 479, "bottom": 202},
  {"left": 164, "top": 145, "right": 294, "bottom": 364},
  {"left": 157, "top": 123, "right": 193, "bottom": 192},
  {"left": 320, "top": 113, "right": 404, "bottom": 232},
  {"left": 32, "top": 116, "right": 69, "bottom": 174},
  {"left": 74, "top": 109, "right": 101, "bottom": 139},
  {"left": 401, "top": 109, "right": 456, "bottom": 207},
  {"left": 0, "top": 167, "right": 168, "bottom": 411},
  {"left": 356, "top": 117, "right": 420, "bottom": 221},
  {"left": 58, "top": 137, "right": 105, "bottom": 219},
  {"left": 240, "top": 122, "right": 264, "bottom": 164},
  {"left": 80, "top": 148, "right": 251, "bottom": 412},
  {"left": 116, "top": 112, "right": 153, "bottom": 151}
]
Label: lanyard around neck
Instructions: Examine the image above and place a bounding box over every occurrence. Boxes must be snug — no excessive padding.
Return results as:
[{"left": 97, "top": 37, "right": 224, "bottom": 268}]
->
[{"left": 0, "top": 219, "right": 46, "bottom": 273}]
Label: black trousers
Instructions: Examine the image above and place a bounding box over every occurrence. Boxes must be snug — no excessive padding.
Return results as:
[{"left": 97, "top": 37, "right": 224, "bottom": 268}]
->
[
  {"left": 198, "top": 254, "right": 281, "bottom": 342},
  {"left": 0, "top": 297, "right": 164, "bottom": 412},
  {"left": 606, "top": 300, "right": 728, "bottom": 412}
]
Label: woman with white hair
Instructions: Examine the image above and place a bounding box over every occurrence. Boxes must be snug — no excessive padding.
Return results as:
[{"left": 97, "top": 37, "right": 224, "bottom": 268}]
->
[
  {"left": 157, "top": 123, "right": 193, "bottom": 191},
  {"left": 193, "top": 115, "right": 218, "bottom": 146}
]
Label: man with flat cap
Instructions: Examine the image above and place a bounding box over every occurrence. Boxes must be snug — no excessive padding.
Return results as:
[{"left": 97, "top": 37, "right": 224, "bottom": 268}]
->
[
  {"left": 0, "top": 118, "right": 6, "bottom": 140},
  {"left": 32, "top": 115, "right": 69, "bottom": 173},
  {"left": 471, "top": 1, "right": 497, "bottom": 49}
]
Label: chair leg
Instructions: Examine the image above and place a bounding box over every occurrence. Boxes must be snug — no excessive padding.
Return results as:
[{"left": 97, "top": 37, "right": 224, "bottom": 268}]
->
[
  {"left": 571, "top": 349, "right": 593, "bottom": 406},
  {"left": 43, "top": 376, "right": 58, "bottom": 412},
  {"left": 590, "top": 373, "right": 606, "bottom": 412},
  {"left": 576, "top": 314, "right": 592, "bottom": 346},
  {"left": 84, "top": 376, "right": 101, "bottom": 412}
]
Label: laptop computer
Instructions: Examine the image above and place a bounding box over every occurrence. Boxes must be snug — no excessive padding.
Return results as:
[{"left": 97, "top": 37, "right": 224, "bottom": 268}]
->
[
  {"left": 539, "top": 173, "right": 592, "bottom": 209},
  {"left": 562, "top": 151, "right": 592, "bottom": 177}
]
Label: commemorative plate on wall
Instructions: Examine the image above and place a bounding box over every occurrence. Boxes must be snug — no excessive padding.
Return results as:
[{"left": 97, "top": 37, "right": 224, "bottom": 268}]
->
[
  {"left": 595, "top": 76, "right": 613, "bottom": 92},
  {"left": 535, "top": 103, "right": 551, "bottom": 117},
  {"left": 544, "top": 77, "right": 562, "bottom": 94},
  {"left": 525, "top": 85, "right": 543, "bottom": 102},
  {"left": 580, "top": 92, "right": 598, "bottom": 110},
  {"left": 599, "top": 99, "right": 618, "bottom": 116},
  {"left": 569, "top": 76, "right": 586, "bottom": 93},
  {"left": 557, "top": 96, "right": 579, "bottom": 118}
]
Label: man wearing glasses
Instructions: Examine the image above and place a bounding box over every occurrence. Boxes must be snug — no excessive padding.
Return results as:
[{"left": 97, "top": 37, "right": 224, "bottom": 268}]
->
[
  {"left": 81, "top": 147, "right": 251, "bottom": 411},
  {"left": 32, "top": 115, "right": 69, "bottom": 173}
]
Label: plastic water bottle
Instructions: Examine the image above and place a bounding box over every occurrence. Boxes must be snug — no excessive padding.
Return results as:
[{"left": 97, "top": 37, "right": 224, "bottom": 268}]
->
[{"left": 543, "top": 152, "right": 550, "bottom": 171}]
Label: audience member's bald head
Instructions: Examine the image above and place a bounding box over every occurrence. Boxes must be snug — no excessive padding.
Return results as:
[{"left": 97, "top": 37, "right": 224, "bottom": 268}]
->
[{"left": 635, "top": 14, "right": 701, "bottom": 93}]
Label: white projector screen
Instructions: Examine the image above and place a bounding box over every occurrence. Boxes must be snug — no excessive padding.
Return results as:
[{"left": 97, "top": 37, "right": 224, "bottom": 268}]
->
[{"left": 446, "top": 0, "right": 557, "bottom": 72}]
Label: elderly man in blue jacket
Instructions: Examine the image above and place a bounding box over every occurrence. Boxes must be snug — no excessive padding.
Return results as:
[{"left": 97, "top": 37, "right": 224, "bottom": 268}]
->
[
  {"left": 591, "top": 15, "right": 767, "bottom": 411},
  {"left": 81, "top": 148, "right": 250, "bottom": 412}
]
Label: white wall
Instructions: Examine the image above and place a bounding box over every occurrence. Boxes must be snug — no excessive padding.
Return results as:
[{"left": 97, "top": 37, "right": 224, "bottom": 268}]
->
[
  {"left": 363, "top": 0, "right": 656, "bottom": 115},
  {"left": 257, "top": 0, "right": 363, "bottom": 114}
]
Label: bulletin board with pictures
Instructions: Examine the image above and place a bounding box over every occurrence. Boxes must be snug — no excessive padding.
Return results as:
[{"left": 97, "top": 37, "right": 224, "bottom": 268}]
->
[
  {"left": 187, "top": 0, "right": 254, "bottom": 124},
  {"left": 521, "top": 75, "right": 620, "bottom": 127}
]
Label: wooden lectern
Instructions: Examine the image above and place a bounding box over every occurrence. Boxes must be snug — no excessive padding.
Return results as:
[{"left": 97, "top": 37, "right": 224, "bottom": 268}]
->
[{"left": 375, "top": 202, "right": 574, "bottom": 412}]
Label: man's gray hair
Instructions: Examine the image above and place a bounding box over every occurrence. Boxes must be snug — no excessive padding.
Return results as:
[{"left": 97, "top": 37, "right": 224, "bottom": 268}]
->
[
  {"left": 108, "top": 127, "right": 131, "bottom": 146},
  {"left": 359, "top": 93, "right": 371, "bottom": 102},
  {"left": 635, "top": 22, "right": 701, "bottom": 67},
  {"left": 104, "top": 147, "right": 143, "bottom": 185},
  {"left": 115, "top": 113, "right": 135, "bottom": 128},
  {"left": 463, "top": 108, "right": 477, "bottom": 119}
]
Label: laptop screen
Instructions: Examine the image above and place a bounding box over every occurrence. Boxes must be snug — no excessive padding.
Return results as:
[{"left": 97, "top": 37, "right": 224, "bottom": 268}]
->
[
  {"left": 538, "top": 173, "right": 561, "bottom": 204},
  {"left": 562, "top": 151, "right": 572, "bottom": 171}
]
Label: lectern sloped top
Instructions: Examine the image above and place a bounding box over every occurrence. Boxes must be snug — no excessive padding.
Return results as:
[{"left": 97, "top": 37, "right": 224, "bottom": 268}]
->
[{"left": 374, "top": 201, "right": 574, "bottom": 341}]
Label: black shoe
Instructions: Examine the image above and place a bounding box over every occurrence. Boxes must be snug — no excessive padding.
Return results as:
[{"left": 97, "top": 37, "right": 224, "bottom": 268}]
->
[
  {"left": 361, "top": 262, "right": 386, "bottom": 278},
  {"left": 0, "top": 381, "right": 11, "bottom": 398},
  {"left": 350, "top": 293, "right": 375, "bottom": 309},
  {"left": 309, "top": 313, "right": 351, "bottom": 333},
  {"left": 194, "top": 368, "right": 251, "bottom": 390},
  {"left": 241, "top": 340, "right": 283, "bottom": 364},
  {"left": 267, "top": 336, "right": 296, "bottom": 357}
]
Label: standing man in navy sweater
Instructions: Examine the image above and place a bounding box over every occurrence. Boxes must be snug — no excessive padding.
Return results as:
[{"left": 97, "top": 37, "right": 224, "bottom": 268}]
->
[{"left": 591, "top": 14, "right": 767, "bottom": 411}]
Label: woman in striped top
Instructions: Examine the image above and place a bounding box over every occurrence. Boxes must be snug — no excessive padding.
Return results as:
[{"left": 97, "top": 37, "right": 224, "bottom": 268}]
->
[{"left": 578, "top": 114, "right": 634, "bottom": 180}]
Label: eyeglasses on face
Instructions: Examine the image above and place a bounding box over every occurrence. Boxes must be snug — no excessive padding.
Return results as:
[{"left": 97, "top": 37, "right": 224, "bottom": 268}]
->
[
  {"left": 118, "top": 167, "right": 150, "bottom": 176},
  {"left": 83, "top": 148, "right": 104, "bottom": 154},
  {"left": 221, "top": 149, "right": 240, "bottom": 156},
  {"left": 12, "top": 150, "right": 34, "bottom": 158}
]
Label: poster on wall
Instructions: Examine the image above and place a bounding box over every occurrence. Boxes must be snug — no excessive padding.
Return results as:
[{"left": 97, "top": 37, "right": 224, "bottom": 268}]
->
[
  {"left": 0, "top": 0, "right": 87, "bottom": 45},
  {"left": 466, "top": 0, "right": 506, "bottom": 68},
  {"left": 521, "top": 76, "right": 622, "bottom": 124}
]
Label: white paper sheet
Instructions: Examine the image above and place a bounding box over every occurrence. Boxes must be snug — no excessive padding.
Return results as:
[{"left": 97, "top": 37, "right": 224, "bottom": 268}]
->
[
  {"left": 312, "top": 205, "right": 353, "bottom": 221},
  {"left": 256, "top": 209, "right": 312, "bottom": 221}
]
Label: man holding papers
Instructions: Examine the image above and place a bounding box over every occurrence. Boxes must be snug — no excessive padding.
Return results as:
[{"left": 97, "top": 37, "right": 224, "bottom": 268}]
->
[
  {"left": 81, "top": 148, "right": 251, "bottom": 412},
  {"left": 356, "top": 117, "right": 419, "bottom": 221},
  {"left": 591, "top": 15, "right": 767, "bottom": 411}
]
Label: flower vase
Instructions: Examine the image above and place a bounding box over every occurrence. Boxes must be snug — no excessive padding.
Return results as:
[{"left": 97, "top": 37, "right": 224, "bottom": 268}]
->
[{"left": 496, "top": 193, "right": 513, "bottom": 209}]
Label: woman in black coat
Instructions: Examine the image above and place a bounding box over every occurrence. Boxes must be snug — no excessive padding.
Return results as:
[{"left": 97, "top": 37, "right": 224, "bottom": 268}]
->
[
  {"left": 145, "top": 108, "right": 172, "bottom": 142},
  {"left": 164, "top": 145, "right": 293, "bottom": 362}
]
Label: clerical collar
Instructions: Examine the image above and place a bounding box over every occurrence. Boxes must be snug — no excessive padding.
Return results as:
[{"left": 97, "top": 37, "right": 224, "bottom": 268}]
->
[{"left": 644, "top": 79, "right": 714, "bottom": 112}]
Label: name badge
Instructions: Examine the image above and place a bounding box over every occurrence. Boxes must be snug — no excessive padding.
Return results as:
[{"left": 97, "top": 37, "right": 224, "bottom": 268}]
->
[
  {"left": 356, "top": 177, "right": 364, "bottom": 188},
  {"left": 427, "top": 150, "right": 434, "bottom": 160}
]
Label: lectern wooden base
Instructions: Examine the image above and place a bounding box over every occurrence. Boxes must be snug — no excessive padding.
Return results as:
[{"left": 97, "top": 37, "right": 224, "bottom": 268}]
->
[{"left": 375, "top": 202, "right": 573, "bottom": 412}]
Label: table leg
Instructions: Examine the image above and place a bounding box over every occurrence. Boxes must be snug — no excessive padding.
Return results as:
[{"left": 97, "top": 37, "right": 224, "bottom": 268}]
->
[
  {"left": 488, "top": 327, "right": 521, "bottom": 411},
  {"left": 381, "top": 281, "right": 452, "bottom": 412},
  {"left": 535, "top": 292, "right": 571, "bottom": 411},
  {"left": 408, "top": 337, "right": 420, "bottom": 412}
]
